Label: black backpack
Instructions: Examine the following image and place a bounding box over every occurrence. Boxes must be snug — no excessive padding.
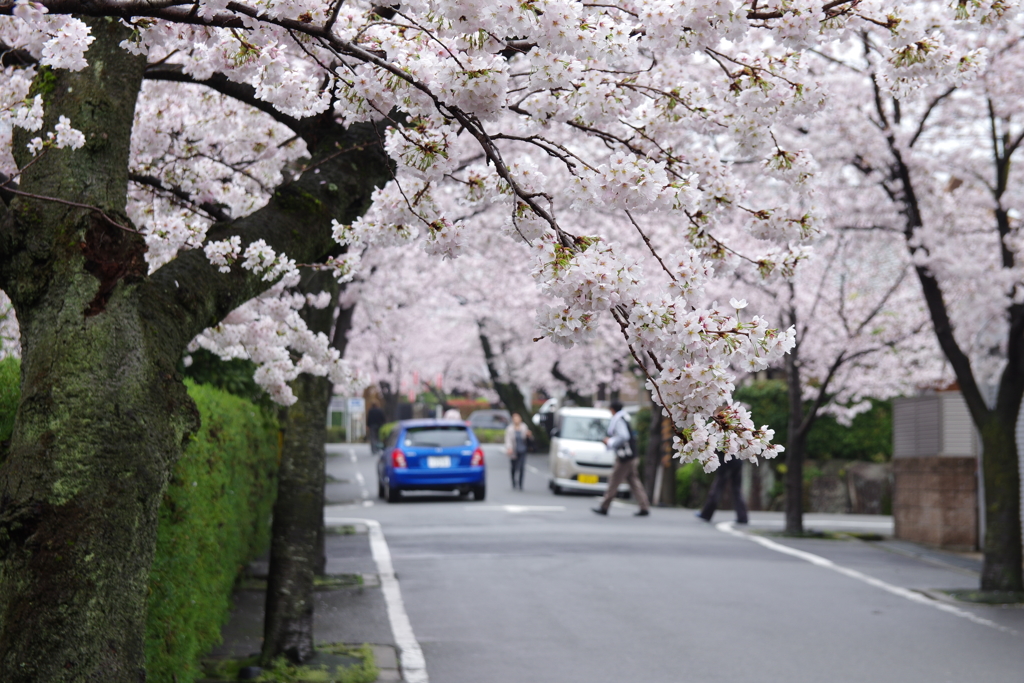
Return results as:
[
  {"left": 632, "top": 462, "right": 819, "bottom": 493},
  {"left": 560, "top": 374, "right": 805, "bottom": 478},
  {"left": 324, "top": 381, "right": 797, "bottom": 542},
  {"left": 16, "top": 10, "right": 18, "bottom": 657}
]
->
[{"left": 616, "top": 416, "right": 639, "bottom": 460}]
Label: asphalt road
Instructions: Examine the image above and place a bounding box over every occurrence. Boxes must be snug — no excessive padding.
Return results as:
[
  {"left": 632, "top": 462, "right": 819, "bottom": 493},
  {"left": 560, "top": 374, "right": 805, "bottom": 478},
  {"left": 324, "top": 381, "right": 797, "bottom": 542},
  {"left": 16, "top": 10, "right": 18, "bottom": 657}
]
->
[{"left": 325, "top": 443, "right": 1024, "bottom": 683}]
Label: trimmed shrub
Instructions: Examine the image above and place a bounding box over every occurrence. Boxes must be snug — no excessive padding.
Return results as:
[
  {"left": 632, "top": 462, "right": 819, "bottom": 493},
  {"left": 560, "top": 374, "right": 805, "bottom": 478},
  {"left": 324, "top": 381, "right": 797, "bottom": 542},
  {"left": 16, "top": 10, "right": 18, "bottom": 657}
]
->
[
  {"left": 0, "top": 367, "right": 278, "bottom": 680},
  {"left": 472, "top": 427, "right": 505, "bottom": 444},
  {"left": 144, "top": 381, "right": 279, "bottom": 683},
  {"left": 735, "top": 380, "right": 893, "bottom": 461},
  {"left": 0, "top": 356, "right": 19, "bottom": 462}
]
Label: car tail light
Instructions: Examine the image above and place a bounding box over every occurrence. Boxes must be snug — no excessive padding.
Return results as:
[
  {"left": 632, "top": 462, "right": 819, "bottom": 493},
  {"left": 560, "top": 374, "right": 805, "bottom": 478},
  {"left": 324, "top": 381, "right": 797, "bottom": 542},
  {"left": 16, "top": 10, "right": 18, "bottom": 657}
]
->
[
  {"left": 391, "top": 449, "right": 407, "bottom": 468},
  {"left": 471, "top": 447, "right": 485, "bottom": 467}
]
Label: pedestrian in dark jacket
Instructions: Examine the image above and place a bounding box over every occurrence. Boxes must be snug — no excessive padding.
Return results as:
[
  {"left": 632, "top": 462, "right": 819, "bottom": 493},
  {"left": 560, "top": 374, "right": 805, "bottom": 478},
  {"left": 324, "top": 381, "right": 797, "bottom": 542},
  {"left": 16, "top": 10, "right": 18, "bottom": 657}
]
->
[
  {"left": 367, "top": 403, "right": 385, "bottom": 454},
  {"left": 696, "top": 453, "right": 748, "bottom": 524}
]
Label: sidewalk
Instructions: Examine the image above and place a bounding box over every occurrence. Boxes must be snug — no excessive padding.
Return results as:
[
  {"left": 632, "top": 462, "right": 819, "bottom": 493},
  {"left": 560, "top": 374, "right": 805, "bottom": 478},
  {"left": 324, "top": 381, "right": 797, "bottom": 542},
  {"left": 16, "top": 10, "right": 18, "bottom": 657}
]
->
[{"left": 201, "top": 521, "right": 402, "bottom": 682}]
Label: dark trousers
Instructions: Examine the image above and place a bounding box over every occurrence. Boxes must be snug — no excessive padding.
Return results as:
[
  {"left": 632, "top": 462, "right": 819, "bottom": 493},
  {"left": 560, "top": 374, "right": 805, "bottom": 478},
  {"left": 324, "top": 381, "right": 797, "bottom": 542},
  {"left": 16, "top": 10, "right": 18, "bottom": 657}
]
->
[
  {"left": 510, "top": 453, "right": 526, "bottom": 489},
  {"left": 699, "top": 458, "right": 748, "bottom": 523}
]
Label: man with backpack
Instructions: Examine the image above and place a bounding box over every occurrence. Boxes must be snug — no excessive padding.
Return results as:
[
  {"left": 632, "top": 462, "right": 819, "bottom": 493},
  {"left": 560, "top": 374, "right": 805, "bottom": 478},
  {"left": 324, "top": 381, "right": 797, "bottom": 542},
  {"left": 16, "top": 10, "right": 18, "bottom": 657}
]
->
[{"left": 592, "top": 401, "right": 651, "bottom": 517}]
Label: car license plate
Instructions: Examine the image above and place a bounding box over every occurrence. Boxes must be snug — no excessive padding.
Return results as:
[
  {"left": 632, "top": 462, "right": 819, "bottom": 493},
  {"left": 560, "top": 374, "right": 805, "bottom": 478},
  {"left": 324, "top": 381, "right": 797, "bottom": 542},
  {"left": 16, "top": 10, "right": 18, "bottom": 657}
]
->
[
  {"left": 427, "top": 456, "right": 451, "bottom": 468},
  {"left": 577, "top": 473, "right": 599, "bottom": 484}
]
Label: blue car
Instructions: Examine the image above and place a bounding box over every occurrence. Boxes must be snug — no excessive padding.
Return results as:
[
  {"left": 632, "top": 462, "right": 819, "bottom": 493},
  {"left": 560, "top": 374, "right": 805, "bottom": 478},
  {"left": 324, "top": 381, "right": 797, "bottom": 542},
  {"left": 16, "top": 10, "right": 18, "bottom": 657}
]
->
[{"left": 376, "top": 419, "right": 486, "bottom": 502}]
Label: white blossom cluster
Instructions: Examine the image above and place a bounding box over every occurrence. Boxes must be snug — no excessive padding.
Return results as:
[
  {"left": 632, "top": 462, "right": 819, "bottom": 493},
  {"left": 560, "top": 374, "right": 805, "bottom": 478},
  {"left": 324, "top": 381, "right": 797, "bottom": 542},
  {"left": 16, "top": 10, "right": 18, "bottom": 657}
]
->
[
  {"left": 190, "top": 276, "right": 363, "bottom": 405},
  {"left": 0, "top": 0, "right": 1013, "bottom": 460},
  {"left": 0, "top": 291, "right": 19, "bottom": 360}
]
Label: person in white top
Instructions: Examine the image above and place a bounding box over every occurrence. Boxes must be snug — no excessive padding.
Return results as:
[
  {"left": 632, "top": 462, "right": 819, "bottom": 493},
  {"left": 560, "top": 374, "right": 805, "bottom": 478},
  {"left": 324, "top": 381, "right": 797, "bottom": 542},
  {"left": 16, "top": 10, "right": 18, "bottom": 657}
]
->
[{"left": 592, "top": 401, "right": 651, "bottom": 517}]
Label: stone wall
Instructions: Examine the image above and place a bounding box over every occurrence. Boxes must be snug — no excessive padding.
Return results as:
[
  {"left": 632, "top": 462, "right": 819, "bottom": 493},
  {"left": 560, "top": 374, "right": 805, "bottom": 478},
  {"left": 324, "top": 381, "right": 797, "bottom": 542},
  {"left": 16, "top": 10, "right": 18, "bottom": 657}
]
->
[{"left": 892, "top": 456, "right": 977, "bottom": 551}]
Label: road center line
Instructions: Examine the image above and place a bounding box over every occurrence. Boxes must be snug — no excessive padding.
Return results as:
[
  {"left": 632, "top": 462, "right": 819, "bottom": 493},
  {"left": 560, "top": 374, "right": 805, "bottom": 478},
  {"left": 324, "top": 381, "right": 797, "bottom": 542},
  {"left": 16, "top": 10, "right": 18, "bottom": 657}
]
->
[
  {"left": 326, "top": 517, "right": 428, "bottom": 682},
  {"left": 716, "top": 522, "right": 1019, "bottom": 637}
]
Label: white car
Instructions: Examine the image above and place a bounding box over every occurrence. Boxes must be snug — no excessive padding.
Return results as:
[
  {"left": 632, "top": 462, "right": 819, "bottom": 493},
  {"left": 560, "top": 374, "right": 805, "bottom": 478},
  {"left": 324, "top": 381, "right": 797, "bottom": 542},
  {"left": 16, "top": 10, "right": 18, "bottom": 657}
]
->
[{"left": 548, "top": 406, "right": 628, "bottom": 495}]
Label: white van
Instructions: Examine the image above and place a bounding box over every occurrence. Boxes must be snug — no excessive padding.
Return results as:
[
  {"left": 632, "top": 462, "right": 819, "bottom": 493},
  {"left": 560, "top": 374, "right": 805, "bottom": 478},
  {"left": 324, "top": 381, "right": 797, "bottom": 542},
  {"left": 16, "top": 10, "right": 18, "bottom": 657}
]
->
[{"left": 548, "top": 406, "right": 628, "bottom": 495}]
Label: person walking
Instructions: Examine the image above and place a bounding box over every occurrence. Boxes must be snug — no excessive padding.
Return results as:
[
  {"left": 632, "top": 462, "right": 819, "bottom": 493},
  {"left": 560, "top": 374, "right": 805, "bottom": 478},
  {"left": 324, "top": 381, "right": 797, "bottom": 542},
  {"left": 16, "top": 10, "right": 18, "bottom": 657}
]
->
[
  {"left": 366, "top": 402, "right": 385, "bottom": 455},
  {"left": 592, "top": 402, "right": 651, "bottom": 517},
  {"left": 695, "top": 454, "right": 749, "bottom": 524},
  {"left": 504, "top": 413, "right": 530, "bottom": 490}
]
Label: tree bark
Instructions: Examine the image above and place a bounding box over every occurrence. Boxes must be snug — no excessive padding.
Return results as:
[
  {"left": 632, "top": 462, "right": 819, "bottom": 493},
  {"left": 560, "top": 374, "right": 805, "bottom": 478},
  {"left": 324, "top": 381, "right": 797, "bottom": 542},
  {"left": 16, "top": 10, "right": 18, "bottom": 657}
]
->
[
  {"left": 978, "top": 413, "right": 1024, "bottom": 590},
  {"left": 877, "top": 104, "right": 1023, "bottom": 590},
  {"left": 784, "top": 349, "right": 806, "bottom": 535},
  {"left": 479, "top": 330, "right": 548, "bottom": 450},
  {"left": 0, "top": 21, "right": 170, "bottom": 682},
  {"left": 262, "top": 371, "right": 333, "bottom": 665},
  {"left": 261, "top": 269, "right": 340, "bottom": 665},
  {"left": 550, "top": 360, "right": 592, "bottom": 407},
  {"left": 0, "top": 24, "right": 392, "bottom": 678},
  {"left": 643, "top": 401, "right": 662, "bottom": 501}
]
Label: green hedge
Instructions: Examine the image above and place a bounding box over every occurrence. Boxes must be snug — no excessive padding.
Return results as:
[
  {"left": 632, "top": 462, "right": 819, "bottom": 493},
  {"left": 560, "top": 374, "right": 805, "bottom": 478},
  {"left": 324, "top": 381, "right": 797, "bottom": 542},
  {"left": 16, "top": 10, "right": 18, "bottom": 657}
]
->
[
  {"left": 0, "top": 365, "right": 279, "bottom": 680},
  {"left": 379, "top": 421, "right": 504, "bottom": 445},
  {"left": 735, "top": 380, "right": 893, "bottom": 461},
  {"left": 0, "top": 356, "right": 18, "bottom": 462},
  {"left": 145, "top": 381, "right": 279, "bottom": 683}
]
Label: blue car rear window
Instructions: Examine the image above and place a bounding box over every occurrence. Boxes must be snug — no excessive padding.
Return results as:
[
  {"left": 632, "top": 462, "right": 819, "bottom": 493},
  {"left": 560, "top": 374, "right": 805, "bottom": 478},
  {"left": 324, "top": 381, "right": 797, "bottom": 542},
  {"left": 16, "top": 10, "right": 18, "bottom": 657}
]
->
[{"left": 403, "top": 427, "right": 473, "bottom": 448}]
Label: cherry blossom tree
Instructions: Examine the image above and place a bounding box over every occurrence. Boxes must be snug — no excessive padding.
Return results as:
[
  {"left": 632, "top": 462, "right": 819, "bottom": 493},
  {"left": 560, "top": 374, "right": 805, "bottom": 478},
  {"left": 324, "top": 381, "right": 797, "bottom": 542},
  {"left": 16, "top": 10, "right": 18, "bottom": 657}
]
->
[
  {"left": 728, "top": 225, "right": 940, "bottom": 533},
  {"left": 800, "top": 8, "right": 1024, "bottom": 590},
  {"left": 0, "top": 1, "right": 1008, "bottom": 679}
]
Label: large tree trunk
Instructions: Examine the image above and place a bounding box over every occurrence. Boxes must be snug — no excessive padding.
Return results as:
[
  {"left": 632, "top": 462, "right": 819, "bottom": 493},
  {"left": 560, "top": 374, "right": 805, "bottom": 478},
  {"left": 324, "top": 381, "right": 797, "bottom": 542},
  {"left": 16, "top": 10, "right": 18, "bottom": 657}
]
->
[
  {"left": 0, "top": 20, "right": 182, "bottom": 682},
  {"left": 479, "top": 331, "right": 547, "bottom": 450},
  {"left": 784, "top": 350, "right": 805, "bottom": 535},
  {"left": 643, "top": 401, "right": 662, "bottom": 501},
  {"left": 262, "top": 374, "right": 333, "bottom": 664},
  {"left": 979, "top": 413, "right": 1024, "bottom": 591},
  {"left": 877, "top": 96, "right": 1023, "bottom": 591},
  {"left": 0, "top": 27, "right": 391, "bottom": 676},
  {"left": 262, "top": 271, "right": 346, "bottom": 664}
]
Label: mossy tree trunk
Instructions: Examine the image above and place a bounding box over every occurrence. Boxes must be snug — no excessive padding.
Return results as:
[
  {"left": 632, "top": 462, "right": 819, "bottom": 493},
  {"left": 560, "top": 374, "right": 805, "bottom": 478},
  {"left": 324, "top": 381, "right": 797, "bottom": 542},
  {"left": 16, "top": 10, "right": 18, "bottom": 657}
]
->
[
  {"left": 0, "top": 22, "right": 391, "bottom": 679},
  {"left": 262, "top": 270, "right": 348, "bottom": 665}
]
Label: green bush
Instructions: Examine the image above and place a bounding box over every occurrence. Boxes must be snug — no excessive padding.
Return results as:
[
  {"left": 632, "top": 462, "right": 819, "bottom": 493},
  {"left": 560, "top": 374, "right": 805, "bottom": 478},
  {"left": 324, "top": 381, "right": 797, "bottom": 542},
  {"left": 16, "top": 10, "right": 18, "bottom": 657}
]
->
[
  {"left": 632, "top": 407, "right": 651, "bottom": 461},
  {"left": 0, "top": 356, "right": 19, "bottom": 462},
  {"left": 735, "top": 380, "right": 893, "bottom": 461},
  {"left": 675, "top": 460, "right": 714, "bottom": 508},
  {"left": 380, "top": 421, "right": 399, "bottom": 443},
  {"left": 0, "top": 365, "right": 279, "bottom": 681},
  {"left": 145, "top": 381, "right": 279, "bottom": 683},
  {"left": 380, "top": 421, "right": 504, "bottom": 445},
  {"left": 473, "top": 427, "right": 505, "bottom": 444},
  {"left": 326, "top": 426, "right": 347, "bottom": 443}
]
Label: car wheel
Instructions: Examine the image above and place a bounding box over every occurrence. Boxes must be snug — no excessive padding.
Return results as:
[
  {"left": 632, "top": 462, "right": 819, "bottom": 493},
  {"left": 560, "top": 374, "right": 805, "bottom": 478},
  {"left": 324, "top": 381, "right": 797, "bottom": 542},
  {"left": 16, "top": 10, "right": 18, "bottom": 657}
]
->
[
  {"left": 472, "top": 484, "right": 486, "bottom": 501},
  {"left": 377, "top": 478, "right": 385, "bottom": 499},
  {"left": 386, "top": 478, "right": 401, "bottom": 503},
  {"left": 549, "top": 480, "right": 562, "bottom": 495}
]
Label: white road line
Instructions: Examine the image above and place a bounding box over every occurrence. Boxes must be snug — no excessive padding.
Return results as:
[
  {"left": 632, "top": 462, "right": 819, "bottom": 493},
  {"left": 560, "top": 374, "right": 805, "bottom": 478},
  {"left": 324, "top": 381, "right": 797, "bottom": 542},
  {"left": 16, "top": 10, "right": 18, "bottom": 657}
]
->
[
  {"left": 325, "top": 517, "right": 428, "bottom": 682},
  {"left": 348, "top": 448, "right": 358, "bottom": 464},
  {"left": 354, "top": 472, "right": 370, "bottom": 499},
  {"left": 751, "top": 519, "right": 893, "bottom": 530},
  {"left": 465, "top": 505, "right": 566, "bottom": 513},
  {"left": 716, "top": 522, "right": 1019, "bottom": 637},
  {"left": 527, "top": 465, "right": 541, "bottom": 474}
]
